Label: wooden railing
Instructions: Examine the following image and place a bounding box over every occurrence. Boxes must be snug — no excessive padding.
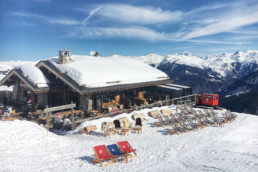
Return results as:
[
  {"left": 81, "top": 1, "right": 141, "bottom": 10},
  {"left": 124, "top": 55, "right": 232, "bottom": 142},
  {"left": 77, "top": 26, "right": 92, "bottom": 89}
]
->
[{"left": 107, "top": 94, "right": 197, "bottom": 116}]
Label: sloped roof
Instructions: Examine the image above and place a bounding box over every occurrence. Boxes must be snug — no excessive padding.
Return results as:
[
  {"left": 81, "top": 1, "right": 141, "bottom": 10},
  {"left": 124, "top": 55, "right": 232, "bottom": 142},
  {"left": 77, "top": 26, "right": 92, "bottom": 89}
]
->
[
  {"left": 48, "top": 55, "right": 169, "bottom": 88},
  {"left": 36, "top": 55, "right": 171, "bottom": 94},
  {"left": 1, "top": 55, "right": 172, "bottom": 94},
  {"left": 0, "top": 68, "right": 49, "bottom": 93}
]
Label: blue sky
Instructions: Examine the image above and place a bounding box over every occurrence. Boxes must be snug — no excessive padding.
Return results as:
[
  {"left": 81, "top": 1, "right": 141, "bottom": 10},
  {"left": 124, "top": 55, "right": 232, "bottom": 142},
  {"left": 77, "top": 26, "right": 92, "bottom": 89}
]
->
[{"left": 0, "top": 0, "right": 258, "bottom": 61}]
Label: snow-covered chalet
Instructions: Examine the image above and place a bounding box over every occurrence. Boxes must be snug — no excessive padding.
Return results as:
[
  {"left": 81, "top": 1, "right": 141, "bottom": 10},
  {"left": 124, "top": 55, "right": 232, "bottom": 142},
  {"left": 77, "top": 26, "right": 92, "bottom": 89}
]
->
[{"left": 0, "top": 49, "right": 192, "bottom": 114}]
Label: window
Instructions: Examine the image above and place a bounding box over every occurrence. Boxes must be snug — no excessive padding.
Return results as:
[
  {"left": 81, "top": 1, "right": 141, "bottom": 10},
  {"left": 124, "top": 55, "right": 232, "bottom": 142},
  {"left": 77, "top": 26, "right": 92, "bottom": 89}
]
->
[
  {"left": 208, "top": 95, "right": 213, "bottom": 99},
  {"left": 203, "top": 95, "right": 206, "bottom": 98}
]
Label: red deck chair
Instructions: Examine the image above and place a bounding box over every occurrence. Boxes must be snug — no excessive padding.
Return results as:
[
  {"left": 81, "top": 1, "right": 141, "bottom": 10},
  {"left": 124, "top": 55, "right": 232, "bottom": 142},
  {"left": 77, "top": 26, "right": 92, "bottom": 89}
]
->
[
  {"left": 117, "top": 141, "right": 137, "bottom": 156},
  {"left": 92, "top": 145, "right": 116, "bottom": 167}
]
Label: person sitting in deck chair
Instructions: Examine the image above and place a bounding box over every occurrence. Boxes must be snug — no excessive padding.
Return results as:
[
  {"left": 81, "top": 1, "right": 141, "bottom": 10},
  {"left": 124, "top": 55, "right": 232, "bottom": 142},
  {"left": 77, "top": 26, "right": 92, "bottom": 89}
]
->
[
  {"left": 7, "top": 106, "right": 12, "bottom": 118},
  {"left": 135, "top": 118, "right": 142, "bottom": 126},
  {"left": 113, "top": 120, "right": 121, "bottom": 129}
]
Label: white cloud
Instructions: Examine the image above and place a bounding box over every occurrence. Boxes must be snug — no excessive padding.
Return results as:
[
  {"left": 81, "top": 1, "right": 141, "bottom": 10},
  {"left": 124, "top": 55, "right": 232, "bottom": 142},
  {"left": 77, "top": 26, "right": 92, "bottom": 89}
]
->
[
  {"left": 48, "top": 19, "right": 81, "bottom": 25},
  {"left": 182, "top": 8, "right": 258, "bottom": 40},
  {"left": 88, "top": 4, "right": 182, "bottom": 25},
  {"left": 11, "top": 12, "right": 80, "bottom": 25},
  {"left": 67, "top": 26, "right": 166, "bottom": 41},
  {"left": 187, "top": 2, "right": 241, "bottom": 15},
  {"left": 82, "top": 6, "right": 102, "bottom": 26}
]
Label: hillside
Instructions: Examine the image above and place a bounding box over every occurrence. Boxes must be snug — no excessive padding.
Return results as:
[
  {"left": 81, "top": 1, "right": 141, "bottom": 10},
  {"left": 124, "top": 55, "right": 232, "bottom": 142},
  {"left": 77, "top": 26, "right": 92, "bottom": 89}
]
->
[
  {"left": 0, "top": 106, "right": 258, "bottom": 171},
  {"left": 220, "top": 92, "right": 258, "bottom": 114},
  {"left": 133, "top": 50, "right": 258, "bottom": 93}
]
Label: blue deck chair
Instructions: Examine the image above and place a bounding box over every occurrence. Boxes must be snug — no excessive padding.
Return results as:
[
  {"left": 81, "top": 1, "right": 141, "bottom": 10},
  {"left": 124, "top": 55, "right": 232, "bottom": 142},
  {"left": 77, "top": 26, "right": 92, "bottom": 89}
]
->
[{"left": 107, "top": 144, "right": 125, "bottom": 161}]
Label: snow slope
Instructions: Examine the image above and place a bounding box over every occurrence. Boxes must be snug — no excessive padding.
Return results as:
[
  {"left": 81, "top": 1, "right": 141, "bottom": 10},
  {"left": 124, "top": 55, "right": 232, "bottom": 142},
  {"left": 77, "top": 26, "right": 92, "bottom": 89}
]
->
[{"left": 1, "top": 106, "right": 258, "bottom": 172}]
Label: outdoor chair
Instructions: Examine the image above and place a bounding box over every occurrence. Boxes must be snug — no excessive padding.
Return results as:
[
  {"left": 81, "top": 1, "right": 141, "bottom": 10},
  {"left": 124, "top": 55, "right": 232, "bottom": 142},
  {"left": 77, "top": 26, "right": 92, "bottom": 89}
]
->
[
  {"left": 117, "top": 141, "right": 137, "bottom": 156},
  {"left": 132, "top": 113, "right": 146, "bottom": 121},
  {"left": 227, "top": 110, "right": 237, "bottom": 120},
  {"left": 135, "top": 118, "right": 142, "bottom": 126},
  {"left": 134, "top": 118, "right": 142, "bottom": 134},
  {"left": 114, "top": 119, "right": 121, "bottom": 129},
  {"left": 107, "top": 144, "right": 125, "bottom": 161},
  {"left": 163, "top": 115, "right": 172, "bottom": 124},
  {"left": 148, "top": 110, "right": 160, "bottom": 119},
  {"left": 161, "top": 109, "right": 172, "bottom": 116},
  {"left": 102, "top": 122, "right": 111, "bottom": 137},
  {"left": 157, "top": 114, "right": 168, "bottom": 126},
  {"left": 92, "top": 145, "right": 116, "bottom": 167}
]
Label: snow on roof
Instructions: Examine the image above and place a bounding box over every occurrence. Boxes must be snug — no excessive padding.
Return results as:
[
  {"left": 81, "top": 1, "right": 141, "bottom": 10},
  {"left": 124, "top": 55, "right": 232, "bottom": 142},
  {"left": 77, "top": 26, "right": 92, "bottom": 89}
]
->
[
  {"left": 18, "top": 63, "right": 49, "bottom": 87},
  {"left": 167, "top": 84, "right": 191, "bottom": 89},
  {"left": 0, "top": 74, "right": 13, "bottom": 91},
  {"left": 50, "top": 55, "right": 169, "bottom": 88},
  {"left": 157, "top": 85, "right": 182, "bottom": 90}
]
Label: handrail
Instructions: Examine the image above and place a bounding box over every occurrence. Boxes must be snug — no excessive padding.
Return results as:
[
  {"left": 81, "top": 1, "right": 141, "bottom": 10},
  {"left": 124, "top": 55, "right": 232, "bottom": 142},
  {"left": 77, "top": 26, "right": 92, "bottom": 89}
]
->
[{"left": 106, "top": 94, "right": 197, "bottom": 117}]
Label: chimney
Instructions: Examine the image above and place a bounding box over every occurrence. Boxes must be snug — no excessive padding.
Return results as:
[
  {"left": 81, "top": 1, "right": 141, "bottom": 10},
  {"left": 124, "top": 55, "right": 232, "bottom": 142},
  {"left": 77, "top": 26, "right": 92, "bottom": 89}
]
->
[{"left": 58, "top": 48, "right": 72, "bottom": 64}]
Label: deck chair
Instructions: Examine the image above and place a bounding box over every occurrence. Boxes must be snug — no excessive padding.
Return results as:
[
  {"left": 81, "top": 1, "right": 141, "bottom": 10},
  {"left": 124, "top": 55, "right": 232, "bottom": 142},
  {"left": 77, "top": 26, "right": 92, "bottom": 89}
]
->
[
  {"left": 114, "top": 119, "right": 121, "bottom": 129},
  {"left": 135, "top": 118, "right": 142, "bottom": 126},
  {"left": 186, "top": 117, "right": 198, "bottom": 131},
  {"left": 107, "top": 144, "right": 126, "bottom": 161},
  {"left": 102, "top": 122, "right": 111, "bottom": 137},
  {"left": 164, "top": 115, "right": 172, "bottom": 124},
  {"left": 148, "top": 110, "right": 160, "bottom": 119},
  {"left": 195, "top": 113, "right": 206, "bottom": 128},
  {"left": 161, "top": 109, "right": 172, "bottom": 116},
  {"left": 227, "top": 110, "right": 237, "bottom": 120},
  {"left": 198, "top": 110, "right": 214, "bottom": 126},
  {"left": 157, "top": 114, "right": 167, "bottom": 126},
  {"left": 178, "top": 118, "right": 191, "bottom": 132},
  {"left": 92, "top": 145, "right": 116, "bottom": 167},
  {"left": 123, "top": 118, "right": 131, "bottom": 129},
  {"left": 194, "top": 111, "right": 207, "bottom": 128},
  {"left": 132, "top": 113, "right": 146, "bottom": 121},
  {"left": 117, "top": 141, "right": 137, "bottom": 156}
]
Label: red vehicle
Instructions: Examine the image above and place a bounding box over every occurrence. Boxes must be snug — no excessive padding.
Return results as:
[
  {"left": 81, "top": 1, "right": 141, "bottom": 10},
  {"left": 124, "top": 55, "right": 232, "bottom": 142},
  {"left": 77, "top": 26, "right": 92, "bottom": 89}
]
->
[{"left": 196, "top": 93, "right": 219, "bottom": 106}]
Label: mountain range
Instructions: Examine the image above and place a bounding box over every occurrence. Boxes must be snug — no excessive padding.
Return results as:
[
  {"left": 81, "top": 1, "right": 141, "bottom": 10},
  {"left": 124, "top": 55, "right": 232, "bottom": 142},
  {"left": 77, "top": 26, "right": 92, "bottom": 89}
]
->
[
  {"left": 130, "top": 50, "right": 258, "bottom": 114},
  {"left": 0, "top": 50, "right": 257, "bottom": 114}
]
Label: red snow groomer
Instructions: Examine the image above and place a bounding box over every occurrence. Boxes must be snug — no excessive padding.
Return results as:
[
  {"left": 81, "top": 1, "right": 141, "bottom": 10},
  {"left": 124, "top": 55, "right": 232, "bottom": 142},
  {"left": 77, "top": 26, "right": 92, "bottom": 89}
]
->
[{"left": 196, "top": 93, "right": 219, "bottom": 106}]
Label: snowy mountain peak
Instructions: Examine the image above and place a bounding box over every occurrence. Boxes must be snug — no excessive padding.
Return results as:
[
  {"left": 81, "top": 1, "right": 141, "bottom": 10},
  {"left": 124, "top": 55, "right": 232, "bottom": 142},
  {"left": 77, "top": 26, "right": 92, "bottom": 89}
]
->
[{"left": 182, "top": 51, "right": 193, "bottom": 56}]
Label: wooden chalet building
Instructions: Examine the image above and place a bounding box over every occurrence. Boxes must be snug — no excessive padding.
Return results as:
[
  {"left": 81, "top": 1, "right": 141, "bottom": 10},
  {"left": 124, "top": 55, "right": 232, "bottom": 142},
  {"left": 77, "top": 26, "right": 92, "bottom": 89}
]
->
[{"left": 0, "top": 49, "right": 191, "bottom": 114}]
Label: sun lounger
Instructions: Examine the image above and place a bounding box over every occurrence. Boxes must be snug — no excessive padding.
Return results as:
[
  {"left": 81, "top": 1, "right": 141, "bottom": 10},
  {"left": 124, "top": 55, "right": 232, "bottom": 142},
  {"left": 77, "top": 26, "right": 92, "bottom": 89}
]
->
[
  {"left": 228, "top": 110, "right": 237, "bottom": 120},
  {"left": 132, "top": 113, "right": 146, "bottom": 121},
  {"left": 161, "top": 109, "right": 172, "bottom": 116},
  {"left": 186, "top": 117, "right": 199, "bottom": 131},
  {"left": 148, "top": 110, "right": 160, "bottom": 119},
  {"left": 107, "top": 144, "right": 126, "bottom": 161},
  {"left": 84, "top": 125, "right": 97, "bottom": 135},
  {"left": 92, "top": 145, "right": 116, "bottom": 167},
  {"left": 117, "top": 141, "right": 137, "bottom": 156}
]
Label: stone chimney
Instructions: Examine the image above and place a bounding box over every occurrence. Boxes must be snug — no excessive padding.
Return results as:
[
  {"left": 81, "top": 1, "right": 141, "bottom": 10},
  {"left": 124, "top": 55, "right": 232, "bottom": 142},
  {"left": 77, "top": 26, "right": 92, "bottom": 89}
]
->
[{"left": 58, "top": 48, "right": 72, "bottom": 64}]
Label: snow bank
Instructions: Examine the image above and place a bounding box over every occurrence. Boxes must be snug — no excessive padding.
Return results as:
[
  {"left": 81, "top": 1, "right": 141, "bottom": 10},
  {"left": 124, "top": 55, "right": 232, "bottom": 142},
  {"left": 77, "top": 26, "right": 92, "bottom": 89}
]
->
[
  {"left": 1, "top": 107, "right": 258, "bottom": 171},
  {"left": 50, "top": 55, "right": 168, "bottom": 88}
]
